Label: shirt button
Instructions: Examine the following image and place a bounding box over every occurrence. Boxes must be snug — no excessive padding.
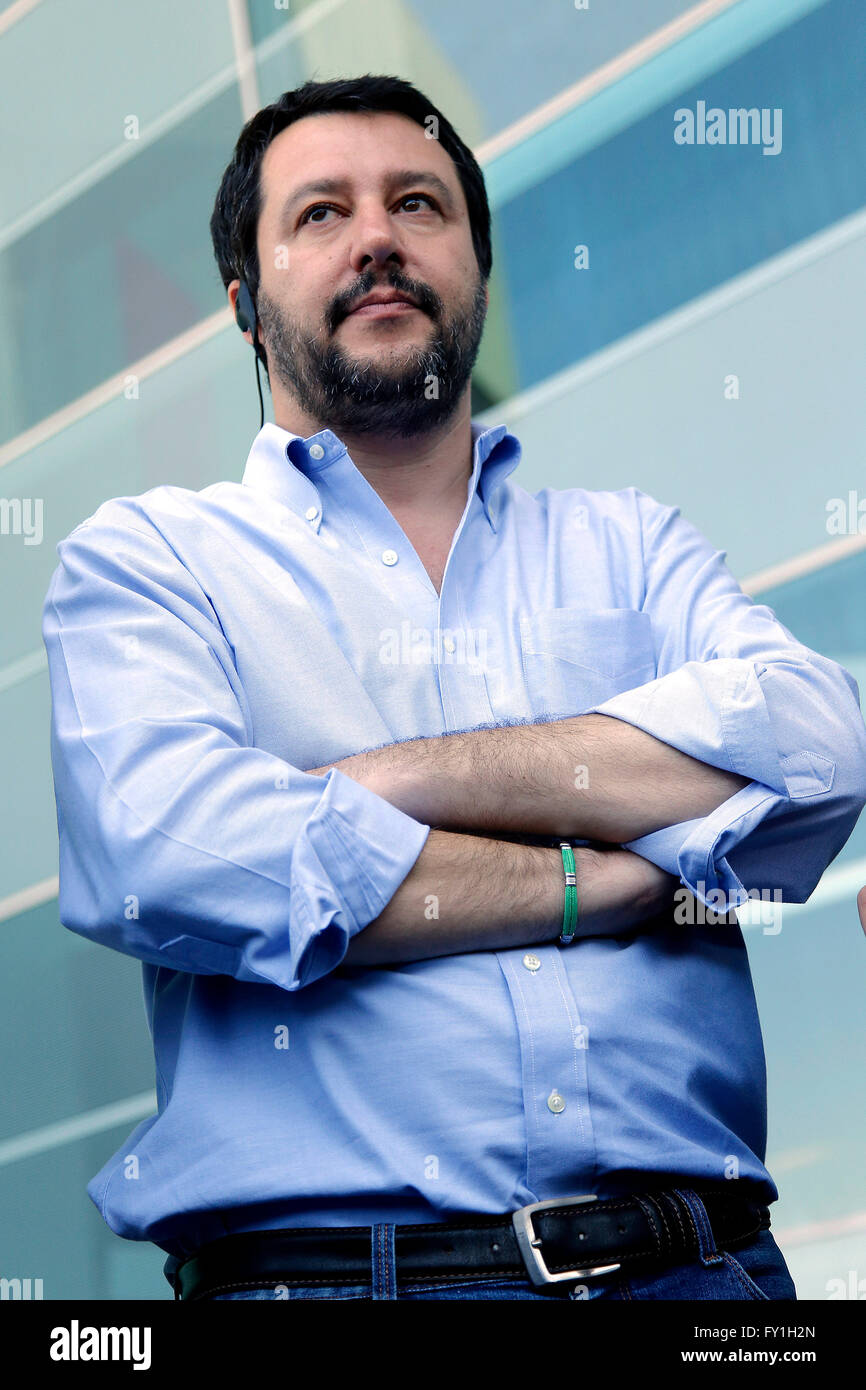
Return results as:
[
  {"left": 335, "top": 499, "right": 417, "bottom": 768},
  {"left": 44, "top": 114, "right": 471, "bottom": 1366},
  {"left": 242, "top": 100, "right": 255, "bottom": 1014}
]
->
[
  {"left": 442, "top": 635, "right": 456, "bottom": 654},
  {"left": 547, "top": 1090, "right": 566, "bottom": 1114},
  {"left": 305, "top": 506, "right": 319, "bottom": 521},
  {"left": 309, "top": 444, "right": 325, "bottom": 459},
  {"left": 381, "top": 549, "right": 398, "bottom": 566},
  {"left": 522, "top": 953, "right": 541, "bottom": 972}
]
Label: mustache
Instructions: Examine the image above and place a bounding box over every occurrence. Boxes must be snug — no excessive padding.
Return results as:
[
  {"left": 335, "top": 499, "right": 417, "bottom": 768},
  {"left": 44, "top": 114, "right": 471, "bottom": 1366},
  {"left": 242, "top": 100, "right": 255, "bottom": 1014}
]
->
[{"left": 329, "top": 276, "right": 441, "bottom": 329}]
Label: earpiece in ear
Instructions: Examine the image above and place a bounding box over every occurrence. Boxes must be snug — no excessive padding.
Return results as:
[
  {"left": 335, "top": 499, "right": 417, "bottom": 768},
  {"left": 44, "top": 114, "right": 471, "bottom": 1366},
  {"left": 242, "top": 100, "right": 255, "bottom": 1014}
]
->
[
  {"left": 235, "top": 279, "right": 257, "bottom": 337},
  {"left": 235, "top": 279, "right": 267, "bottom": 431}
]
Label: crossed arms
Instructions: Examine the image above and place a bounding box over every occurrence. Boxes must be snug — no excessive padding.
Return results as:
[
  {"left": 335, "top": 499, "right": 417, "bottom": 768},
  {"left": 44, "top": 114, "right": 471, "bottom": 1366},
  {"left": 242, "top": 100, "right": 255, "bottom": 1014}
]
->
[
  {"left": 44, "top": 498, "right": 866, "bottom": 991},
  {"left": 306, "top": 714, "right": 750, "bottom": 966}
]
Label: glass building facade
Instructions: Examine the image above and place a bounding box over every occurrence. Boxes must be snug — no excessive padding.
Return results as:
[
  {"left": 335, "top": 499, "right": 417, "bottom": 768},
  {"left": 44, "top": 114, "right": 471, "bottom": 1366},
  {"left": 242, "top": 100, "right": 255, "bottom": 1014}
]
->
[{"left": 1, "top": 0, "right": 864, "bottom": 1298}]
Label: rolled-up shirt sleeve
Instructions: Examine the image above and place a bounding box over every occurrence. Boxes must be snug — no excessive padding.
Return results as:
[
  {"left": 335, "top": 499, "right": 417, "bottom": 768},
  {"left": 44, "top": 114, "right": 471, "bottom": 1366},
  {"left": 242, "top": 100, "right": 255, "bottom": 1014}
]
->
[
  {"left": 583, "top": 490, "right": 866, "bottom": 907},
  {"left": 41, "top": 510, "right": 431, "bottom": 990}
]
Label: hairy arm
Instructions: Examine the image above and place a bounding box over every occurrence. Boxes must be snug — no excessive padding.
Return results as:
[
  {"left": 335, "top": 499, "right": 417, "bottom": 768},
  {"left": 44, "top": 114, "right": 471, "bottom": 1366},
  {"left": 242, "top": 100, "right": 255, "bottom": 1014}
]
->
[
  {"left": 308, "top": 713, "right": 749, "bottom": 844},
  {"left": 340, "top": 831, "right": 679, "bottom": 967}
]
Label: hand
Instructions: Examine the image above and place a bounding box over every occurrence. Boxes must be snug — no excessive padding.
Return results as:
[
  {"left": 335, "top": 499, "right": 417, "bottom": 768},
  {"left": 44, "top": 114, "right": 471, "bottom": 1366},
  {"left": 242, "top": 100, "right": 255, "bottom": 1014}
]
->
[
  {"left": 305, "top": 745, "right": 443, "bottom": 824},
  {"left": 585, "top": 846, "right": 680, "bottom": 929},
  {"left": 305, "top": 760, "right": 341, "bottom": 777},
  {"left": 305, "top": 752, "right": 373, "bottom": 780},
  {"left": 305, "top": 752, "right": 402, "bottom": 808},
  {"left": 634, "top": 854, "right": 681, "bottom": 915}
]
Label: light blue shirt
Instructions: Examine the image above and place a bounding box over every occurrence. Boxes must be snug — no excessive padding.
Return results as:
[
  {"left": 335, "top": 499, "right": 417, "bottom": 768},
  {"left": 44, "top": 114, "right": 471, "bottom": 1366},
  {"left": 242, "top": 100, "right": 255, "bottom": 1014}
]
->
[{"left": 42, "top": 419, "right": 866, "bottom": 1266}]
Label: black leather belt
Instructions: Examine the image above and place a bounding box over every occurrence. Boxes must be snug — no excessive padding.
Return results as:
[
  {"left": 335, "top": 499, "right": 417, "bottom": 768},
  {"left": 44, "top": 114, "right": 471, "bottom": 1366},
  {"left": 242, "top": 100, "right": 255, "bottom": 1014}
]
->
[{"left": 171, "top": 1186, "right": 771, "bottom": 1300}]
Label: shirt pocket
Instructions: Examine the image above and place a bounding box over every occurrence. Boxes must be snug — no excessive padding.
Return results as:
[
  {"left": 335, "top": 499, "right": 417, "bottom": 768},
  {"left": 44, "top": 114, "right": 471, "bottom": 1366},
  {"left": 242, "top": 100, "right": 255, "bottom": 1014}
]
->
[{"left": 519, "top": 607, "right": 657, "bottom": 718}]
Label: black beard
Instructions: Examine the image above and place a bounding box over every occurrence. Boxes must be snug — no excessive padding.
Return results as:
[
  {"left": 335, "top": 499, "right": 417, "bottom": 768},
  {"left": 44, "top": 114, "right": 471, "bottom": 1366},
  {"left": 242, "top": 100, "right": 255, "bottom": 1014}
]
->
[{"left": 256, "top": 271, "right": 488, "bottom": 439}]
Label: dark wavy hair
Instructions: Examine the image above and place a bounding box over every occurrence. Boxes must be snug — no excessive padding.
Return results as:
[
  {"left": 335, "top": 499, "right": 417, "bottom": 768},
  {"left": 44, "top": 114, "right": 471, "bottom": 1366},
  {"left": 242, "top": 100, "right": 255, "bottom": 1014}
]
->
[{"left": 210, "top": 74, "right": 492, "bottom": 337}]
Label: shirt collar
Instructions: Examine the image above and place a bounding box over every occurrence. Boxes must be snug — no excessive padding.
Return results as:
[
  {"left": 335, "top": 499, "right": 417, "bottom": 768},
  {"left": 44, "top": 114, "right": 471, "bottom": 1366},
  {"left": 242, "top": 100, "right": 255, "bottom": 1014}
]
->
[{"left": 240, "top": 419, "right": 522, "bottom": 533}]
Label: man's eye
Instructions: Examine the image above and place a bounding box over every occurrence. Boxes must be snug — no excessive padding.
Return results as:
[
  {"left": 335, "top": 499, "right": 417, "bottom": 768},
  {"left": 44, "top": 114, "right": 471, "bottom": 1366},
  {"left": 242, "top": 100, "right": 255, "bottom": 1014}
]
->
[
  {"left": 301, "top": 204, "right": 337, "bottom": 225},
  {"left": 300, "top": 194, "right": 437, "bottom": 225}
]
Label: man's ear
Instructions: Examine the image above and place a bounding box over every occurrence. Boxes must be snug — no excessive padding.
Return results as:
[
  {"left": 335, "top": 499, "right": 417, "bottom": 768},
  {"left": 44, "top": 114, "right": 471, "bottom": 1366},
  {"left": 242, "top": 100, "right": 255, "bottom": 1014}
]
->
[
  {"left": 228, "top": 279, "right": 249, "bottom": 344},
  {"left": 229, "top": 277, "right": 261, "bottom": 351}
]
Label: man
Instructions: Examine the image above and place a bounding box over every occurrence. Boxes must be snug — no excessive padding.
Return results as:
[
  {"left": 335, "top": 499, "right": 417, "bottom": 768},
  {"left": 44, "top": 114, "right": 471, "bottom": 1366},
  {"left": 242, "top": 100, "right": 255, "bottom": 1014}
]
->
[{"left": 42, "top": 76, "right": 866, "bottom": 1302}]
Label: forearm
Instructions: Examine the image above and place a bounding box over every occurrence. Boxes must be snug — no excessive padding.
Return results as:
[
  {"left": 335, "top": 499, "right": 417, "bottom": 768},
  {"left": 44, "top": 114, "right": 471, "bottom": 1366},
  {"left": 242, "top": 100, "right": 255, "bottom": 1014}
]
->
[
  {"left": 339, "top": 831, "right": 678, "bottom": 967},
  {"left": 311, "top": 714, "right": 749, "bottom": 844}
]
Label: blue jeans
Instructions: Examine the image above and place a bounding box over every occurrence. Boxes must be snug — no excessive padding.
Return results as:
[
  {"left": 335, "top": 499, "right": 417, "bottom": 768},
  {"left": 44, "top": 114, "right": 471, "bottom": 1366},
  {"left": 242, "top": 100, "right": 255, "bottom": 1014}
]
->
[{"left": 204, "top": 1189, "right": 796, "bottom": 1301}]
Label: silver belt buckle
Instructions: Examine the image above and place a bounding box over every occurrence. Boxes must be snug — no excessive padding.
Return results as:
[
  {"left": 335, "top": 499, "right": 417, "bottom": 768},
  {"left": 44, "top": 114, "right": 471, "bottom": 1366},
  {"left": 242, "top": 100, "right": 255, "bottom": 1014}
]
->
[{"left": 511, "top": 1194, "right": 622, "bottom": 1286}]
